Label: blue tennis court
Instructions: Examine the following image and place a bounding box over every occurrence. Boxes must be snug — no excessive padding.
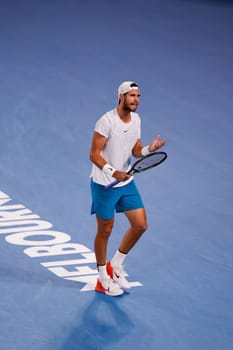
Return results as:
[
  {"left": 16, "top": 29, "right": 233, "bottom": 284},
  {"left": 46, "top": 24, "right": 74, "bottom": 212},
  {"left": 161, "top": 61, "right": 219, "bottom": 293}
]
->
[{"left": 0, "top": 0, "right": 233, "bottom": 349}]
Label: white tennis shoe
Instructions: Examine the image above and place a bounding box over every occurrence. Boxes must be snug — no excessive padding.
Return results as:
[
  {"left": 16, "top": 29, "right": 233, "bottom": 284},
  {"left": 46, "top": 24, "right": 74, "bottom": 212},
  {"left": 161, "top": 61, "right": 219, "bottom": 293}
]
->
[
  {"left": 107, "top": 261, "right": 131, "bottom": 290},
  {"left": 95, "top": 275, "right": 124, "bottom": 296}
]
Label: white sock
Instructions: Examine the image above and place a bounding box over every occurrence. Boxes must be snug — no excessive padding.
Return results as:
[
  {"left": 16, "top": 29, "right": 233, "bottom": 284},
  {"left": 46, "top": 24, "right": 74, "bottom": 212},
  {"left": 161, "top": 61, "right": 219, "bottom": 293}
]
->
[
  {"left": 111, "top": 249, "right": 127, "bottom": 267},
  {"left": 98, "top": 264, "right": 108, "bottom": 280}
]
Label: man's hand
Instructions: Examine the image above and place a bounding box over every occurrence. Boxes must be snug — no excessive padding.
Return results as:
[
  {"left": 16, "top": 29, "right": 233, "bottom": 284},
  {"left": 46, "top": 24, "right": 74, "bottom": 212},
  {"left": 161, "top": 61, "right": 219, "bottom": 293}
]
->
[
  {"left": 149, "top": 134, "right": 166, "bottom": 152},
  {"left": 113, "top": 170, "right": 131, "bottom": 182}
]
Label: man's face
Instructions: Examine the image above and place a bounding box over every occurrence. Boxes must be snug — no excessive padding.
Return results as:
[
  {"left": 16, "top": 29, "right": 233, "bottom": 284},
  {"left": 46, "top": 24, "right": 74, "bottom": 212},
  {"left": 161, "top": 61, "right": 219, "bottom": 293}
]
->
[{"left": 122, "top": 89, "right": 141, "bottom": 112}]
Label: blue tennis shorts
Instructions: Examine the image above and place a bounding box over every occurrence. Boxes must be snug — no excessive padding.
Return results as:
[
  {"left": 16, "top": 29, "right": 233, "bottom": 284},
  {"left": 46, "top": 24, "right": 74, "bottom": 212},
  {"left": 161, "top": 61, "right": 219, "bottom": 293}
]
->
[{"left": 90, "top": 179, "right": 144, "bottom": 220}]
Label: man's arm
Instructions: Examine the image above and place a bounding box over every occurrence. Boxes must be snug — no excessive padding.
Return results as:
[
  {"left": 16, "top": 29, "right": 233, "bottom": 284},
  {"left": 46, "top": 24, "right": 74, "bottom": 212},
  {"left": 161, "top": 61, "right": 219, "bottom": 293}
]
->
[
  {"left": 132, "top": 135, "right": 166, "bottom": 158},
  {"left": 90, "top": 131, "right": 131, "bottom": 182},
  {"left": 89, "top": 131, "right": 108, "bottom": 169}
]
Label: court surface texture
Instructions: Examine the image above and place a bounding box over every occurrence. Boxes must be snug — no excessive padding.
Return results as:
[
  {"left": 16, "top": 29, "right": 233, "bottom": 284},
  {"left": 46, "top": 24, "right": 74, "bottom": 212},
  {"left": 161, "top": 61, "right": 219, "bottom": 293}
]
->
[{"left": 0, "top": 0, "right": 233, "bottom": 349}]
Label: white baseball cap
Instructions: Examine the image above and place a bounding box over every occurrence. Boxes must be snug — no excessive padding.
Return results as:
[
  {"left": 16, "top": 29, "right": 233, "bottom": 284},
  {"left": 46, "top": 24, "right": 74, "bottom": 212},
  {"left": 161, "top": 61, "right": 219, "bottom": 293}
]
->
[{"left": 118, "top": 81, "right": 139, "bottom": 97}]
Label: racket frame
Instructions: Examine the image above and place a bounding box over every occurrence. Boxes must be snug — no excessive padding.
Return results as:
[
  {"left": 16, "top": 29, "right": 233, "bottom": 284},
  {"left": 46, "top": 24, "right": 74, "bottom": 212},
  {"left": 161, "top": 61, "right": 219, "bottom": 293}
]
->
[{"left": 105, "top": 151, "right": 167, "bottom": 190}]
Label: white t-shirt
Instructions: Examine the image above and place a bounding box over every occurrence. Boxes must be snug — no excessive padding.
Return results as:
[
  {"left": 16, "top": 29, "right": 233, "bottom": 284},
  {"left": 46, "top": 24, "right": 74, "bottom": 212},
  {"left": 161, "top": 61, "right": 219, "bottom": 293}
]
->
[{"left": 90, "top": 108, "right": 141, "bottom": 186}]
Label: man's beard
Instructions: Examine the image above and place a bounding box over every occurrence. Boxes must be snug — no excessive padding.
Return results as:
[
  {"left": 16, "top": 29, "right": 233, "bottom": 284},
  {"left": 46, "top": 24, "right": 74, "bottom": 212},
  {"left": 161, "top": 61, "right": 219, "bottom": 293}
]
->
[{"left": 123, "top": 101, "right": 138, "bottom": 112}]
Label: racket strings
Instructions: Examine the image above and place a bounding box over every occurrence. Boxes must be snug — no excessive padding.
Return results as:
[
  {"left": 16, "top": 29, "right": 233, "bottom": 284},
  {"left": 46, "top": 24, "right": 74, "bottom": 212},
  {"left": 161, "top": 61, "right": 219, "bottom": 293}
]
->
[{"left": 133, "top": 153, "right": 166, "bottom": 171}]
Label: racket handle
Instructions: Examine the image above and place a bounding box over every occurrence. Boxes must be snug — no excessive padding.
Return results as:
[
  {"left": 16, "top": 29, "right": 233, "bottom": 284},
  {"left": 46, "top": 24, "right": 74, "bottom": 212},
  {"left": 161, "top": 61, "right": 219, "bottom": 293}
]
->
[{"left": 105, "top": 179, "right": 119, "bottom": 190}]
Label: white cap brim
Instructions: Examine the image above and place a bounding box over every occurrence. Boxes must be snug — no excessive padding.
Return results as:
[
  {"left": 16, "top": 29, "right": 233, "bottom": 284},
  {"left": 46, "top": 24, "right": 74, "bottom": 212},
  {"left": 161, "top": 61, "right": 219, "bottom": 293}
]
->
[{"left": 118, "top": 81, "right": 139, "bottom": 97}]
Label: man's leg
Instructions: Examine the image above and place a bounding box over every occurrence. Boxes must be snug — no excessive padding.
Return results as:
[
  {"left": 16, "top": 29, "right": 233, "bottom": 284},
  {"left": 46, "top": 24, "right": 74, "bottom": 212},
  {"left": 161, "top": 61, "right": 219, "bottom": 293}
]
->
[
  {"left": 94, "top": 215, "right": 124, "bottom": 296},
  {"left": 108, "top": 207, "right": 147, "bottom": 289},
  {"left": 94, "top": 215, "right": 114, "bottom": 265},
  {"left": 119, "top": 207, "right": 148, "bottom": 254}
]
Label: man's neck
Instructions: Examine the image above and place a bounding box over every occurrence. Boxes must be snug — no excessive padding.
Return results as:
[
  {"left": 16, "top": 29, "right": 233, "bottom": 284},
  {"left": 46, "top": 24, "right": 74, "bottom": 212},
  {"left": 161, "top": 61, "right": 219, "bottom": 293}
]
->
[{"left": 117, "top": 106, "right": 131, "bottom": 123}]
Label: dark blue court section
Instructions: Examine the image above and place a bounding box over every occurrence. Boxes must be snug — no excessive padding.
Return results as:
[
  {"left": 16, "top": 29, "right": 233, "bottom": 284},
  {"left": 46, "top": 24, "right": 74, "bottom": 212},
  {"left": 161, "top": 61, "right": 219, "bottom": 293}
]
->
[{"left": 0, "top": 0, "right": 233, "bottom": 349}]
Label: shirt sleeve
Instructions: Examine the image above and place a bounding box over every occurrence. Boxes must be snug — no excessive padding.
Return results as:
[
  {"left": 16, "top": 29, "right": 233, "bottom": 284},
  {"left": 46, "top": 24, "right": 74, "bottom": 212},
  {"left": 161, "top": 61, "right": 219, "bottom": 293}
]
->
[
  {"left": 94, "top": 113, "right": 111, "bottom": 139},
  {"left": 137, "top": 114, "right": 141, "bottom": 139}
]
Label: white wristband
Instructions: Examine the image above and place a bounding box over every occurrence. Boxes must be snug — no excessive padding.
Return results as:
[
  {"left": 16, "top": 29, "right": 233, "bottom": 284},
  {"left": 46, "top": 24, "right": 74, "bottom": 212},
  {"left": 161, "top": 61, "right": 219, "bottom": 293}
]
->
[
  {"left": 102, "top": 163, "right": 116, "bottom": 177},
  {"left": 141, "top": 145, "right": 151, "bottom": 157}
]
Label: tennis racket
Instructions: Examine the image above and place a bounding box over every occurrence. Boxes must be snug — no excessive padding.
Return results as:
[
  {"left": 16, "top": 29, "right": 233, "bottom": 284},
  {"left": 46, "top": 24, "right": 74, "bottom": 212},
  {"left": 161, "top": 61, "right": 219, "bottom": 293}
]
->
[{"left": 105, "top": 151, "right": 167, "bottom": 190}]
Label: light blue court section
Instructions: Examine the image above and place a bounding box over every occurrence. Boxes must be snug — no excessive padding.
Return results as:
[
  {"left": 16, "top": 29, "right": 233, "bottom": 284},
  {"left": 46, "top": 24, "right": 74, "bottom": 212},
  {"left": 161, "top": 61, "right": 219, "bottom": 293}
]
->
[{"left": 0, "top": 0, "right": 233, "bottom": 349}]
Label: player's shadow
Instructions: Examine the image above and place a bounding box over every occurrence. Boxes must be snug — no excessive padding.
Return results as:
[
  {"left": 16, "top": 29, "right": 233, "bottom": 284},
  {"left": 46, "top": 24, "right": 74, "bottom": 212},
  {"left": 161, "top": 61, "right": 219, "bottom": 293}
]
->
[{"left": 60, "top": 292, "right": 134, "bottom": 350}]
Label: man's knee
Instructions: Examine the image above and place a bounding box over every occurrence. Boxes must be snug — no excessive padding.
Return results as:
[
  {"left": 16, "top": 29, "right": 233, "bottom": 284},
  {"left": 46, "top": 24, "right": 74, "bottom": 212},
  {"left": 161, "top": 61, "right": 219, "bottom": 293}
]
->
[
  {"left": 97, "top": 217, "right": 114, "bottom": 237},
  {"left": 132, "top": 221, "right": 148, "bottom": 236},
  {"left": 138, "top": 222, "right": 148, "bottom": 234}
]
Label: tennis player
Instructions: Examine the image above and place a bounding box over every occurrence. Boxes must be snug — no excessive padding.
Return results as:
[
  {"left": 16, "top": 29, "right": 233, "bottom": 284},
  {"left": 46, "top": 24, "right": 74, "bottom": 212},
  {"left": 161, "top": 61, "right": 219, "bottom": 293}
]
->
[{"left": 90, "top": 81, "right": 166, "bottom": 296}]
